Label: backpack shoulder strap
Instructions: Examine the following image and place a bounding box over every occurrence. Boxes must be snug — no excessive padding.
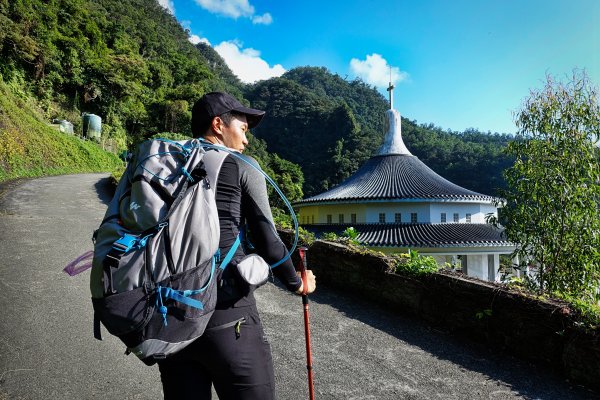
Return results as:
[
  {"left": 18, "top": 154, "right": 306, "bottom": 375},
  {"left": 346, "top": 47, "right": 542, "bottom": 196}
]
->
[{"left": 201, "top": 148, "right": 229, "bottom": 190}]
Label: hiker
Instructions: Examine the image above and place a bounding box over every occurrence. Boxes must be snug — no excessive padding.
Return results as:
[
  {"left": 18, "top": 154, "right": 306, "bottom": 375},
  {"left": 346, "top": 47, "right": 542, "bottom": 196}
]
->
[{"left": 157, "top": 92, "right": 317, "bottom": 399}]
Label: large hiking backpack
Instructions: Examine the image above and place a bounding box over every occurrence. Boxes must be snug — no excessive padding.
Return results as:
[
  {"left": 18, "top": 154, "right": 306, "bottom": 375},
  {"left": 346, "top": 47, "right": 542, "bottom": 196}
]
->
[{"left": 90, "top": 138, "right": 234, "bottom": 365}]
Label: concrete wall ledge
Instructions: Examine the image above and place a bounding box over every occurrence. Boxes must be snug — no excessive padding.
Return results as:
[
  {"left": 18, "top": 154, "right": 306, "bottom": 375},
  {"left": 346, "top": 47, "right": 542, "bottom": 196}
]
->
[{"left": 286, "top": 236, "right": 600, "bottom": 391}]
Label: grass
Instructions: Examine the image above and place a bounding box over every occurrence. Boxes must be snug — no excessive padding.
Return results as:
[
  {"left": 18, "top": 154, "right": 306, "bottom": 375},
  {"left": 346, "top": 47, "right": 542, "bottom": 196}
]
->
[{"left": 0, "top": 81, "right": 123, "bottom": 182}]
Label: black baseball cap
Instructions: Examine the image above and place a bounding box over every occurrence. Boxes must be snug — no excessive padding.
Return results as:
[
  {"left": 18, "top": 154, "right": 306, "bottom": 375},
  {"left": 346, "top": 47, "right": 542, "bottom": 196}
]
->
[{"left": 191, "top": 92, "right": 265, "bottom": 136}]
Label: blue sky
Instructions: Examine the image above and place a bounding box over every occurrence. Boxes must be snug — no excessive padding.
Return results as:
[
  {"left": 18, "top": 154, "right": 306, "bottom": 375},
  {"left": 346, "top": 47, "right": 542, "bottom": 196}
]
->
[{"left": 159, "top": 0, "right": 599, "bottom": 134}]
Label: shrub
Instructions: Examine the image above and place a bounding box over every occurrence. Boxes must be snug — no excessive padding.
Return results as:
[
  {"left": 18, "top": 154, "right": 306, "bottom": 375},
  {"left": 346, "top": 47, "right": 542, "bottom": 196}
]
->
[{"left": 393, "top": 249, "right": 441, "bottom": 275}]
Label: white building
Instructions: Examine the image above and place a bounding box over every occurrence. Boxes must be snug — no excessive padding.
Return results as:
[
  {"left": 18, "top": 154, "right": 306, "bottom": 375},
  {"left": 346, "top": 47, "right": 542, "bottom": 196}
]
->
[{"left": 296, "top": 83, "right": 515, "bottom": 282}]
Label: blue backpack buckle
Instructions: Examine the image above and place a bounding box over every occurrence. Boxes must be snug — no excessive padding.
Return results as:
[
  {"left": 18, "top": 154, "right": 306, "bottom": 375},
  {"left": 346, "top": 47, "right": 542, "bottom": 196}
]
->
[{"left": 112, "top": 234, "right": 139, "bottom": 253}]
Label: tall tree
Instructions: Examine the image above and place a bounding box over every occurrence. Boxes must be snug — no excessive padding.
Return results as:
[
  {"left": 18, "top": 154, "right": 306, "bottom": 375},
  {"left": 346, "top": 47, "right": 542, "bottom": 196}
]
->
[{"left": 496, "top": 70, "right": 600, "bottom": 302}]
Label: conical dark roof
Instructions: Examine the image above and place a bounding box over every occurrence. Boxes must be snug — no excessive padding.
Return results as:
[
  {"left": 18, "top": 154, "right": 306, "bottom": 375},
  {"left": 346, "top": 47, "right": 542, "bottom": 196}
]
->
[{"left": 297, "top": 154, "right": 494, "bottom": 204}]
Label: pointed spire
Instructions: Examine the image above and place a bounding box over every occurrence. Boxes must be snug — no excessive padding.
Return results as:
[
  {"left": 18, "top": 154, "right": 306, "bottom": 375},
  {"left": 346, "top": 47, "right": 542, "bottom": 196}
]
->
[
  {"left": 378, "top": 66, "right": 411, "bottom": 156},
  {"left": 386, "top": 67, "right": 395, "bottom": 110}
]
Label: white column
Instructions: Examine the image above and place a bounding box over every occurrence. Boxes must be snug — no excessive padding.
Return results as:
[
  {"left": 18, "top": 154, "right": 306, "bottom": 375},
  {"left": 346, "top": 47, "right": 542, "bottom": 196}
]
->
[
  {"left": 488, "top": 254, "right": 500, "bottom": 282},
  {"left": 463, "top": 255, "right": 487, "bottom": 280}
]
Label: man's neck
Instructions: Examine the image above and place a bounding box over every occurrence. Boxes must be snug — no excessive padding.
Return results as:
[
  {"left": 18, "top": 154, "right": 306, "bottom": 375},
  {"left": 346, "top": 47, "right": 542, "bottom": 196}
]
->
[{"left": 202, "top": 134, "right": 222, "bottom": 146}]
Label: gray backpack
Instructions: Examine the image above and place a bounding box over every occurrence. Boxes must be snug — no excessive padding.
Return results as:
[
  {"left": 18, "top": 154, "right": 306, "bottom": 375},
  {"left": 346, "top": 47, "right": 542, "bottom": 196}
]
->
[{"left": 90, "top": 138, "right": 234, "bottom": 365}]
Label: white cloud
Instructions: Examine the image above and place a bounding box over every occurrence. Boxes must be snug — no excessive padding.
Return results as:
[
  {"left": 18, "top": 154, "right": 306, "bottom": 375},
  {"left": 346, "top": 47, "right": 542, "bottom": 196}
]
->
[
  {"left": 194, "top": 0, "right": 272, "bottom": 24},
  {"left": 214, "top": 41, "right": 286, "bottom": 83},
  {"left": 189, "top": 35, "right": 211, "bottom": 45},
  {"left": 252, "top": 13, "right": 272, "bottom": 25},
  {"left": 157, "top": 0, "right": 175, "bottom": 14},
  {"left": 350, "top": 54, "right": 409, "bottom": 88},
  {"left": 195, "top": 0, "right": 254, "bottom": 19}
]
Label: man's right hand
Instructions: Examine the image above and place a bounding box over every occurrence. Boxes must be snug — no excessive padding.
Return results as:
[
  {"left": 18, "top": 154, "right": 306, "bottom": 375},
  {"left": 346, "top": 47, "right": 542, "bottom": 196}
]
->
[{"left": 295, "top": 270, "right": 316, "bottom": 295}]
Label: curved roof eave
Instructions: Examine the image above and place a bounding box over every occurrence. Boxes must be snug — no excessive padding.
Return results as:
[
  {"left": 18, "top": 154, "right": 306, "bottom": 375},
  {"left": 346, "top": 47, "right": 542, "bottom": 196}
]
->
[
  {"left": 295, "top": 196, "right": 498, "bottom": 206},
  {"left": 297, "top": 154, "right": 497, "bottom": 205}
]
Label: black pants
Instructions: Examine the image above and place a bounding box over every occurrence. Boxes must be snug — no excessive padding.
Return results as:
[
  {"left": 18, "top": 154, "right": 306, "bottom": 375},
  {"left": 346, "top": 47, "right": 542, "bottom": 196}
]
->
[{"left": 158, "top": 303, "right": 276, "bottom": 400}]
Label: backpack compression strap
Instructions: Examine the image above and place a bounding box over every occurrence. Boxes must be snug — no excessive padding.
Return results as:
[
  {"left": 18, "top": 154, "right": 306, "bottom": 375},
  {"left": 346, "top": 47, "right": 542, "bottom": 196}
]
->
[
  {"left": 217, "top": 232, "right": 242, "bottom": 271},
  {"left": 154, "top": 233, "right": 242, "bottom": 326}
]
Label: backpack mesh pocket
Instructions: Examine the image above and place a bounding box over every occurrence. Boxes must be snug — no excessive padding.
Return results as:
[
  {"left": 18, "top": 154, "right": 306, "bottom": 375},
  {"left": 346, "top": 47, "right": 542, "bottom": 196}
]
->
[{"left": 92, "top": 286, "right": 154, "bottom": 338}]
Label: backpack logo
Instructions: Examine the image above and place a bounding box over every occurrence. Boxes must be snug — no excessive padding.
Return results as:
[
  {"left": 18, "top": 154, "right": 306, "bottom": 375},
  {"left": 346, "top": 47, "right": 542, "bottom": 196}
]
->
[{"left": 130, "top": 202, "right": 141, "bottom": 211}]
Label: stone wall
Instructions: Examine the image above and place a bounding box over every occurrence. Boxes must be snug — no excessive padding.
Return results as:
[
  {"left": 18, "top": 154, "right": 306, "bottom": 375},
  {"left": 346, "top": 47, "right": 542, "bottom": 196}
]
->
[{"left": 282, "top": 234, "right": 600, "bottom": 391}]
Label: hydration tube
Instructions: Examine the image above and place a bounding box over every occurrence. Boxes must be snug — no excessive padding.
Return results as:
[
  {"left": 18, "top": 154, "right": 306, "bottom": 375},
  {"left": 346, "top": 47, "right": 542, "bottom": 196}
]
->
[
  {"left": 132, "top": 138, "right": 193, "bottom": 183},
  {"left": 188, "top": 139, "right": 299, "bottom": 269}
]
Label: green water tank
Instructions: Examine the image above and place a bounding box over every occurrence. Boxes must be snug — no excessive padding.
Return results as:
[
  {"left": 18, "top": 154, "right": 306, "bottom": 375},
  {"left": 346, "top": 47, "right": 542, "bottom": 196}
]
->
[{"left": 82, "top": 113, "right": 102, "bottom": 140}]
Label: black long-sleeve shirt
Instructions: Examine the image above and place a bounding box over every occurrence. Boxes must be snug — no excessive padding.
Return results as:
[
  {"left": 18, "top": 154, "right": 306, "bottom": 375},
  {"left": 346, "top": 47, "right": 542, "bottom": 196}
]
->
[{"left": 213, "top": 152, "right": 301, "bottom": 307}]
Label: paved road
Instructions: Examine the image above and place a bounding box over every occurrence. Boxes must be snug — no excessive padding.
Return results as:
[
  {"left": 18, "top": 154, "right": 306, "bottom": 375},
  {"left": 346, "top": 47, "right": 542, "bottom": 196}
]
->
[{"left": 0, "top": 174, "right": 598, "bottom": 400}]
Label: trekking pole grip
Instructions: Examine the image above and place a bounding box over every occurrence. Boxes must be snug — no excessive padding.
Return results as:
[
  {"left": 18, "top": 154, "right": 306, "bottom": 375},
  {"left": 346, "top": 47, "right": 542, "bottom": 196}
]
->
[{"left": 298, "top": 247, "right": 308, "bottom": 296}]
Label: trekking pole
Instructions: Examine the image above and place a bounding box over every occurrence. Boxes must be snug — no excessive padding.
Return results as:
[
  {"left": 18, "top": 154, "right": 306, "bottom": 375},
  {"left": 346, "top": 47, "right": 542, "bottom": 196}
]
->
[{"left": 297, "top": 247, "right": 315, "bottom": 400}]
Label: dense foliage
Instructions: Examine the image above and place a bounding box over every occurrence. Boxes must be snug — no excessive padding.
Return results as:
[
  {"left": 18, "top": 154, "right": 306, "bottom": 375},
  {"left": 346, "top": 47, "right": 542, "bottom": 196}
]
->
[
  {"left": 0, "top": 0, "right": 242, "bottom": 147},
  {"left": 246, "top": 66, "right": 514, "bottom": 197},
  {"left": 493, "top": 70, "right": 600, "bottom": 303},
  {"left": 403, "top": 124, "right": 513, "bottom": 197},
  {"left": 0, "top": 0, "right": 304, "bottom": 200}
]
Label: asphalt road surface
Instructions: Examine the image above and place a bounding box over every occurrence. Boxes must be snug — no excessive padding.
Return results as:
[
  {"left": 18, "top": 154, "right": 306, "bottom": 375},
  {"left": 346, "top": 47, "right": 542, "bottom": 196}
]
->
[{"left": 0, "top": 174, "right": 598, "bottom": 400}]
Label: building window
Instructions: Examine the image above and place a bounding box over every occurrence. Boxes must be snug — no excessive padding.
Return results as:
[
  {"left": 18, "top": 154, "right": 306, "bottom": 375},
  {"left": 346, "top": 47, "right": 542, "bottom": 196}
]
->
[
  {"left": 411, "top": 213, "right": 417, "bottom": 223},
  {"left": 311, "top": 215, "right": 314, "bottom": 224},
  {"left": 466, "top": 213, "right": 471, "bottom": 223},
  {"left": 395, "top": 213, "right": 401, "bottom": 223},
  {"left": 339, "top": 214, "right": 344, "bottom": 223},
  {"left": 441, "top": 213, "right": 446, "bottom": 223},
  {"left": 351, "top": 213, "right": 356, "bottom": 223},
  {"left": 327, "top": 214, "right": 332, "bottom": 224},
  {"left": 453, "top": 213, "right": 459, "bottom": 223},
  {"left": 379, "top": 213, "right": 386, "bottom": 223}
]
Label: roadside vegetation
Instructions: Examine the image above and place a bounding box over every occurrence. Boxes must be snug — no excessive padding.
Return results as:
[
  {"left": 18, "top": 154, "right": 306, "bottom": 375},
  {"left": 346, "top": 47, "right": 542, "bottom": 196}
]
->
[
  {"left": 0, "top": 79, "right": 122, "bottom": 182},
  {"left": 489, "top": 70, "right": 600, "bottom": 328}
]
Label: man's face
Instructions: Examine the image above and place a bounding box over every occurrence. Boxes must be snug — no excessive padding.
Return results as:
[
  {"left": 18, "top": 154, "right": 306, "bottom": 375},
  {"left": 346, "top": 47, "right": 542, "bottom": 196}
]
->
[{"left": 220, "top": 114, "right": 249, "bottom": 153}]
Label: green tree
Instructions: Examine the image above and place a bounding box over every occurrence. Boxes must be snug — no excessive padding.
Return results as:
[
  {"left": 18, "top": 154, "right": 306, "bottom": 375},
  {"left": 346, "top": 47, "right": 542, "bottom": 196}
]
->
[{"left": 496, "top": 70, "right": 600, "bottom": 302}]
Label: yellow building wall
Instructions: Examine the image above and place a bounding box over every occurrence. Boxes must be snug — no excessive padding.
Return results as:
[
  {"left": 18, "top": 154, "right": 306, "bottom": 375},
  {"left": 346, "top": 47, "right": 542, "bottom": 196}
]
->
[
  {"left": 298, "top": 202, "right": 430, "bottom": 224},
  {"left": 298, "top": 202, "right": 436, "bottom": 224},
  {"left": 297, "top": 204, "right": 368, "bottom": 224}
]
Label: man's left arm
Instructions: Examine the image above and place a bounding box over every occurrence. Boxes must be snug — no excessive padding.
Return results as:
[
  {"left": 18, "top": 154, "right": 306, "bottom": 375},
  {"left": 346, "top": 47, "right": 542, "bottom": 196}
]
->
[{"left": 239, "top": 157, "right": 303, "bottom": 293}]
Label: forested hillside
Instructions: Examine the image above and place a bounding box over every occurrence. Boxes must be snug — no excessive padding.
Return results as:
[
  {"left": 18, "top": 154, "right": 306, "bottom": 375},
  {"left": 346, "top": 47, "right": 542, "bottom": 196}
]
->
[
  {"left": 0, "top": 0, "right": 302, "bottom": 195},
  {"left": 246, "top": 67, "right": 514, "bottom": 197},
  {"left": 0, "top": 0, "right": 244, "bottom": 143},
  {"left": 1, "top": 0, "right": 512, "bottom": 198}
]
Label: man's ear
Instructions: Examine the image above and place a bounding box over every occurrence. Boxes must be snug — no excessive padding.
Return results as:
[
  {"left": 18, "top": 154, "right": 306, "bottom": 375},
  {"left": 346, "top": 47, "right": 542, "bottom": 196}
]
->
[{"left": 211, "top": 116, "right": 224, "bottom": 134}]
